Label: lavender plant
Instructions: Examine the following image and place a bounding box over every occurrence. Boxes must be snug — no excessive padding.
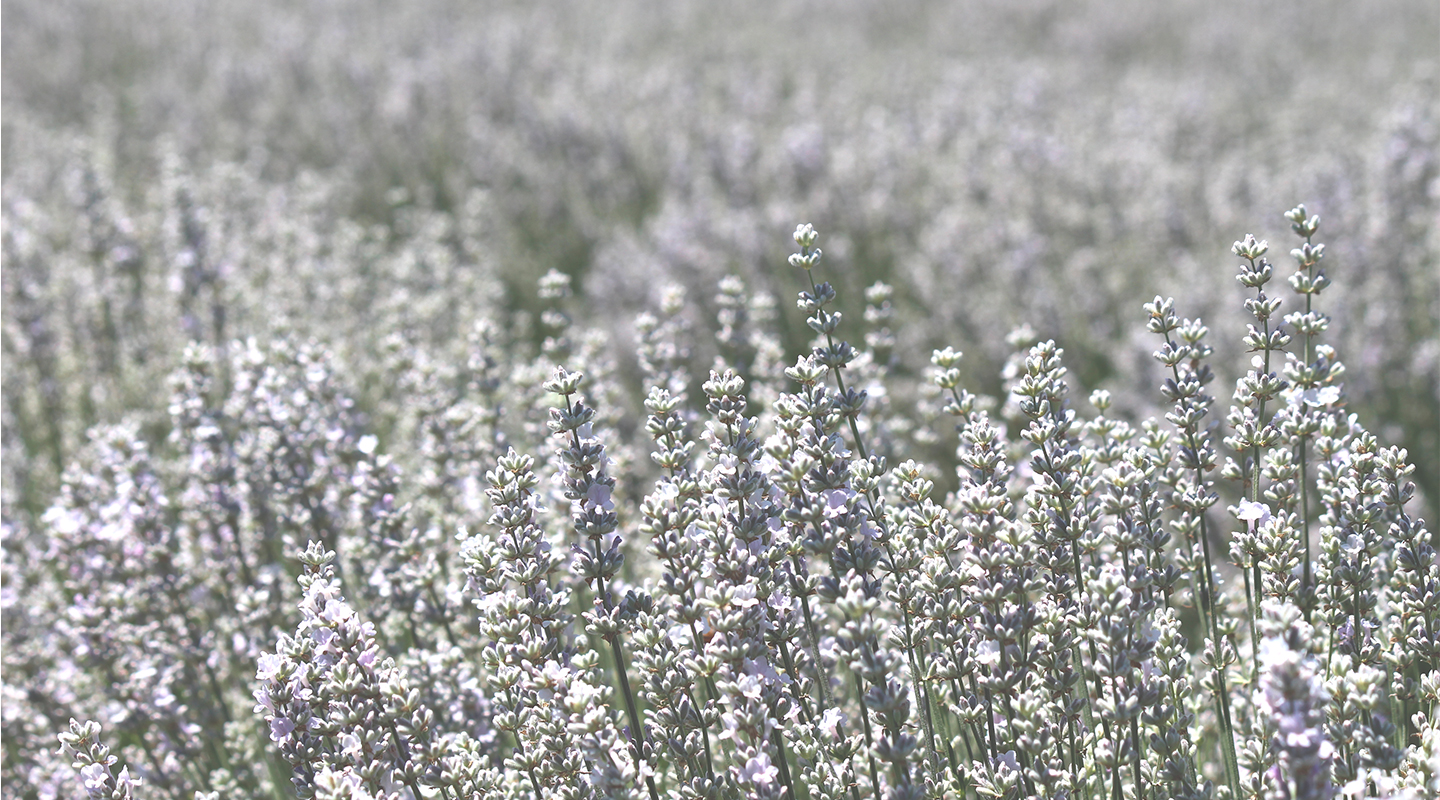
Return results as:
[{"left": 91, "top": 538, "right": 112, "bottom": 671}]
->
[
  {"left": 6, "top": 1, "right": 1437, "bottom": 530},
  {"left": 8, "top": 203, "right": 1436, "bottom": 800},
  {"left": 7, "top": 13, "right": 1440, "bottom": 800}
]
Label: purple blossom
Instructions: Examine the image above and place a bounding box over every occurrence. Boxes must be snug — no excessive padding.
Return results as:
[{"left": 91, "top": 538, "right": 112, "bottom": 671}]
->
[
  {"left": 255, "top": 653, "right": 285, "bottom": 682},
  {"left": 738, "top": 752, "right": 778, "bottom": 788},
  {"left": 1236, "top": 499, "right": 1272, "bottom": 526},
  {"left": 269, "top": 716, "right": 295, "bottom": 743},
  {"left": 79, "top": 763, "right": 107, "bottom": 792},
  {"left": 582, "top": 482, "right": 614, "bottom": 512}
]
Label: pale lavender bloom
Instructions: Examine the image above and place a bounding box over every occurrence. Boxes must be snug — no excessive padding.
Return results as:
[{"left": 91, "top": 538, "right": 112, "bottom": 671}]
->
[
  {"left": 1287, "top": 384, "right": 1343, "bottom": 409},
  {"left": 1236, "top": 499, "right": 1272, "bottom": 527},
  {"left": 255, "top": 653, "right": 285, "bottom": 682},
  {"left": 313, "top": 765, "right": 372, "bottom": 800},
  {"left": 1257, "top": 631, "right": 1335, "bottom": 800},
  {"left": 654, "top": 480, "right": 680, "bottom": 504},
  {"left": 320, "top": 598, "right": 353, "bottom": 624},
  {"left": 739, "top": 752, "right": 778, "bottom": 789},
  {"left": 79, "top": 763, "right": 107, "bottom": 792},
  {"left": 767, "top": 586, "right": 797, "bottom": 615},
  {"left": 994, "top": 750, "right": 1021, "bottom": 773},
  {"left": 582, "top": 482, "right": 614, "bottom": 512},
  {"left": 743, "top": 657, "right": 785, "bottom": 685},
  {"left": 735, "top": 673, "right": 764, "bottom": 701},
  {"left": 718, "top": 712, "right": 740, "bottom": 742},
  {"left": 819, "top": 707, "right": 846, "bottom": 740},
  {"left": 757, "top": 451, "right": 782, "bottom": 475},
  {"left": 731, "top": 584, "right": 760, "bottom": 608}
]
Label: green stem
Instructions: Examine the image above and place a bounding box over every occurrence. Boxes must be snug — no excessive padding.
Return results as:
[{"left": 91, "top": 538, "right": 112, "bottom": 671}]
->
[
  {"left": 606, "top": 632, "right": 660, "bottom": 800},
  {"left": 852, "top": 670, "right": 883, "bottom": 795}
]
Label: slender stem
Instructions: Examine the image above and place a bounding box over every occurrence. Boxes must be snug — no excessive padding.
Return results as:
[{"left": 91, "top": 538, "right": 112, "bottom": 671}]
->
[
  {"left": 851, "top": 670, "right": 883, "bottom": 796},
  {"left": 1296, "top": 238, "right": 1318, "bottom": 623},
  {"left": 777, "top": 635, "right": 816, "bottom": 724},
  {"left": 1130, "top": 714, "right": 1146, "bottom": 800},
  {"left": 605, "top": 632, "right": 660, "bottom": 800},
  {"left": 683, "top": 685, "right": 716, "bottom": 777},
  {"left": 792, "top": 556, "right": 831, "bottom": 714},
  {"left": 562, "top": 399, "right": 659, "bottom": 800},
  {"left": 771, "top": 727, "right": 798, "bottom": 800},
  {"left": 1161, "top": 336, "right": 1240, "bottom": 800}
]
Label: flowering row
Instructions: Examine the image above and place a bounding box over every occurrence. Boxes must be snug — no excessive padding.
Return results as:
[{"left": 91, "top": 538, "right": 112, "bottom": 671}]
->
[{"left": 7, "top": 209, "right": 1436, "bottom": 800}]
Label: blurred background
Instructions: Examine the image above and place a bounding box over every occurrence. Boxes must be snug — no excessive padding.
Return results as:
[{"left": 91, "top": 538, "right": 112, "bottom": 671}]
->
[{"left": 4, "top": 0, "right": 1437, "bottom": 520}]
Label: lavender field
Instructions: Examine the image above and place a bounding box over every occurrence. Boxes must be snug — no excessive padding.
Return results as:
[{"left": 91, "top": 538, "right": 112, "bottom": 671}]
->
[{"left": 3, "top": 1, "right": 1439, "bottom": 799}]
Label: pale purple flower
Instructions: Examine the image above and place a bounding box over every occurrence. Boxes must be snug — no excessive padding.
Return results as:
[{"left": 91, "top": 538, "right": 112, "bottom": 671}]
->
[
  {"left": 731, "top": 584, "right": 759, "bottom": 608},
  {"left": 767, "top": 587, "right": 797, "bottom": 615},
  {"left": 311, "top": 626, "right": 336, "bottom": 647},
  {"left": 79, "top": 763, "right": 107, "bottom": 792},
  {"left": 1236, "top": 499, "right": 1272, "bottom": 527},
  {"left": 320, "top": 598, "right": 353, "bottom": 624},
  {"left": 1288, "top": 384, "right": 1343, "bottom": 409},
  {"left": 256, "top": 652, "right": 285, "bottom": 682},
  {"left": 739, "top": 752, "right": 778, "bottom": 788},
  {"left": 735, "top": 673, "right": 764, "bottom": 701},
  {"left": 718, "top": 712, "right": 740, "bottom": 742},
  {"left": 714, "top": 453, "right": 740, "bottom": 476},
  {"left": 582, "top": 482, "right": 614, "bottom": 512},
  {"left": 1256, "top": 630, "right": 1334, "bottom": 800},
  {"left": 994, "top": 750, "right": 1021, "bottom": 773},
  {"left": 822, "top": 489, "right": 851, "bottom": 518},
  {"left": 653, "top": 481, "right": 680, "bottom": 504},
  {"left": 743, "top": 657, "right": 785, "bottom": 685},
  {"left": 757, "top": 452, "right": 781, "bottom": 475},
  {"left": 819, "top": 707, "right": 846, "bottom": 740}
]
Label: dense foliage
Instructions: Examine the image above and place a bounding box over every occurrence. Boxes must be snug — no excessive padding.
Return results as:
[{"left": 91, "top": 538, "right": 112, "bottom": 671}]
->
[{"left": 3, "top": 2, "right": 1438, "bottom": 799}]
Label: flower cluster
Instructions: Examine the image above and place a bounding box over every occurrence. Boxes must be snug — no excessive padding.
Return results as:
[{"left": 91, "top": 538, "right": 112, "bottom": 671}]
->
[
  {"left": 6, "top": 7, "right": 1439, "bottom": 800},
  {"left": 4, "top": 113, "right": 1438, "bottom": 800}
]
